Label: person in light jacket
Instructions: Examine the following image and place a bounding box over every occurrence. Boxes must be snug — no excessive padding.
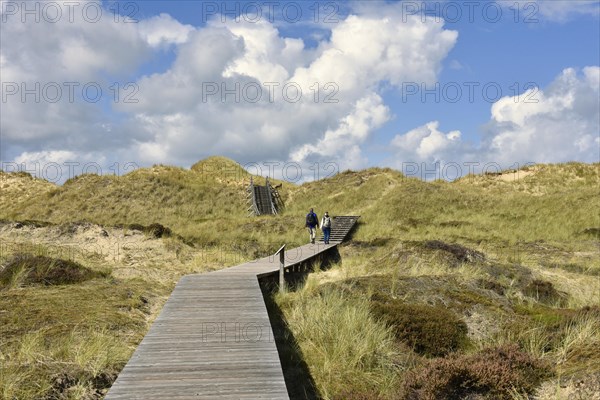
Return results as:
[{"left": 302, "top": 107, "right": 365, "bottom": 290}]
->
[{"left": 320, "top": 212, "right": 332, "bottom": 244}]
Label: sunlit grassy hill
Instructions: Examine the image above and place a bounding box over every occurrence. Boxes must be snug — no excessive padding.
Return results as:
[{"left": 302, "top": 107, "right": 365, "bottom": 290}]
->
[
  {"left": 288, "top": 162, "right": 599, "bottom": 247},
  {"left": 0, "top": 171, "right": 56, "bottom": 212},
  {"left": 3, "top": 159, "right": 598, "bottom": 249},
  {"left": 1, "top": 156, "right": 299, "bottom": 247},
  {"left": 0, "top": 158, "right": 599, "bottom": 399}
]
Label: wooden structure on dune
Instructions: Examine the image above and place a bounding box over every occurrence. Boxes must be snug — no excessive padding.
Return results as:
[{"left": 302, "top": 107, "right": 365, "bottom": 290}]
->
[{"left": 247, "top": 177, "right": 284, "bottom": 216}]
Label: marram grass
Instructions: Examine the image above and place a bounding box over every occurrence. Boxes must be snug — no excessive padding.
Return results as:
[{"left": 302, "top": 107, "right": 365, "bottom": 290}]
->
[{"left": 0, "top": 159, "right": 598, "bottom": 398}]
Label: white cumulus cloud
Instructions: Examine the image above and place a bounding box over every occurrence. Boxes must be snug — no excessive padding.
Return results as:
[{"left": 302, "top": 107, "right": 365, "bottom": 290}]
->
[
  {"left": 389, "top": 66, "right": 600, "bottom": 175},
  {"left": 0, "top": 1, "right": 201, "bottom": 163},
  {"left": 138, "top": 13, "right": 195, "bottom": 47},
  {"left": 291, "top": 93, "right": 391, "bottom": 170},
  {"left": 484, "top": 66, "right": 600, "bottom": 164},
  {"left": 391, "top": 121, "right": 463, "bottom": 162},
  {"left": 117, "top": 5, "right": 458, "bottom": 173}
]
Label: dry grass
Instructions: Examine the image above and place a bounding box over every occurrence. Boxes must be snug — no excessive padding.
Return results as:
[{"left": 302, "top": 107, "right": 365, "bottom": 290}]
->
[
  {"left": 0, "top": 278, "right": 153, "bottom": 399},
  {"left": 1, "top": 328, "right": 130, "bottom": 399},
  {"left": 275, "top": 269, "right": 409, "bottom": 399},
  {"left": 0, "top": 159, "right": 598, "bottom": 398}
]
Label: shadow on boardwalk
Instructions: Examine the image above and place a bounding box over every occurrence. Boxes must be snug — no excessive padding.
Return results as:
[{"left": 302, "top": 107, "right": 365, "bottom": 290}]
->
[
  {"left": 259, "top": 246, "right": 341, "bottom": 400},
  {"left": 260, "top": 283, "right": 320, "bottom": 400}
]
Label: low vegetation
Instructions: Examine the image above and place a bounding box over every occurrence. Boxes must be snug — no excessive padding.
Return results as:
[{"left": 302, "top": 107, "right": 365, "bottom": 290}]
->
[
  {"left": 371, "top": 301, "right": 469, "bottom": 357},
  {"left": 0, "top": 158, "right": 599, "bottom": 399},
  {"left": 0, "top": 254, "right": 109, "bottom": 288},
  {"left": 403, "top": 344, "right": 551, "bottom": 399}
]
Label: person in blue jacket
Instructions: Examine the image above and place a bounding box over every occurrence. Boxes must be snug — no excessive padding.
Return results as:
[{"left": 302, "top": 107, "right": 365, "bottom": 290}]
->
[{"left": 305, "top": 208, "right": 319, "bottom": 244}]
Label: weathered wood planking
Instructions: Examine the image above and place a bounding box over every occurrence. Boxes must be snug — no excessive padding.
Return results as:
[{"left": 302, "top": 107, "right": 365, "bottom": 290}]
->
[{"left": 106, "top": 242, "right": 339, "bottom": 399}]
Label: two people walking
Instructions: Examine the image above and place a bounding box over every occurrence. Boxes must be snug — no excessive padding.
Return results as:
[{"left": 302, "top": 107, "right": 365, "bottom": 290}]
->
[{"left": 305, "top": 208, "right": 332, "bottom": 244}]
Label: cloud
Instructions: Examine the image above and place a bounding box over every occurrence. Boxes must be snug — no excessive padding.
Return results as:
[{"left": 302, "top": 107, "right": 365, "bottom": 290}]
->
[
  {"left": 448, "top": 60, "right": 464, "bottom": 70},
  {"left": 389, "top": 66, "right": 600, "bottom": 176},
  {"left": 117, "top": 5, "right": 458, "bottom": 173},
  {"left": 0, "top": 2, "right": 455, "bottom": 178},
  {"left": 498, "top": 0, "right": 600, "bottom": 23},
  {"left": 0, "top": 1, "right": 199, "bottom": 163},
  {"left": 484, "top": 66, "right": 600, "bottom": 164},
  {"left": 391, "top": 121, "right": 464, "bottom": 163},
  {"left": 1, "top": 2, "right": 459, "bottom": 177},
  {"left": 1, "top": 1, "right": 149, "bottom": 82},
  {"left": 291, "top": 93, "right": 391, "bottom": 170},
  {"left": 138, "top": 13, "right": 195, "bottom": 47},
  {"left": 14, "top": 150, "right": 81, "bottom": 166},
  {"left": 9, "top": 150, "right": 108, "bottom": 182},
  {"left": 2, "top": 1, "right": 597, "bottom": 185},
  {"left": 535, "top": 0, "right": 600, "bottom": 22}
]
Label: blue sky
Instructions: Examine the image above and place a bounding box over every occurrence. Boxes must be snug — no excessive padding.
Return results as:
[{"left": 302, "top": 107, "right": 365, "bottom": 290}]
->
[
  {"left": 372, "top": 5, "right": 600, "bottom": 165},
  {"left": 1, "top": 1, "right": 599, "bottom": 182}
]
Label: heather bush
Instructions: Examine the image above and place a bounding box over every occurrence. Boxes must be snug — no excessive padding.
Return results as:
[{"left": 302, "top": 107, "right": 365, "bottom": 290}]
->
[
  {"left": 402, "top": 345, "right": 552, "bottom": 399},
  {"left": 371, "top": 301, "right": 469, "bottom": 357}
]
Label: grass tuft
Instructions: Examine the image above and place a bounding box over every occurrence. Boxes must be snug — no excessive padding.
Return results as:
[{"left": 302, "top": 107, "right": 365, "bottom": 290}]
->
[
  {"left": 0, "top": 254, "right": 109, "bottom": 288},
  {"left": 275, "top": 278, "right": 407, "bottom": 399}
]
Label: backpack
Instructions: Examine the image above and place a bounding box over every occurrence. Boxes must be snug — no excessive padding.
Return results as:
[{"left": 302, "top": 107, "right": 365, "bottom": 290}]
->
[
  {"left": 323, "top": 216, "right": 331, "bottom": 228},
  {"left": 306, "top": 213, "right": 317, "bottom": 226}
]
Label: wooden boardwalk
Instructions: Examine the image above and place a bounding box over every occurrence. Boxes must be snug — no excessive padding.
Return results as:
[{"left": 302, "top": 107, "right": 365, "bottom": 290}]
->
[{"left": 106, "top": 241, "right": 339, "bottom": 399}]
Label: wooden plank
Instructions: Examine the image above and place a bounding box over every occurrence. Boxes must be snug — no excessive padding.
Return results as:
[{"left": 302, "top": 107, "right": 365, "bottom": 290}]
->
[{"left": 106, "top": 219, "right": 358, "bottom": 399}]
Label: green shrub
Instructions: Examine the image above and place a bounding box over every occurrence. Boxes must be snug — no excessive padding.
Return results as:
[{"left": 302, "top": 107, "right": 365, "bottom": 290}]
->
[
  {"left": 402, "top": 345, "right": 552, "bottom": 399},
  {"left": 371, "top": 301, "right": 468, "bottom": 357},
  {"left": 476, "top": 279, "right": 505, "bottom": 295},
  {"left": 581, "top": 227, "right": 600, "bottom": 238},
  {"left": 127, "top": 223, "right": 146, "bottom": 231},
  {"left": 145, "top": 223, "right": 172, "bottom": 238},
  {"left": 115, "top": 222, "right": 172, "bottom": 238},
  {"left": 424, "top": 240, "right": 485, "bottom": 264},
  {"left": 523, "top": 279, "right": 568, "bottom": 306},
  {"left": 0, "top": 254, "right": 108, "bottom": 287}
]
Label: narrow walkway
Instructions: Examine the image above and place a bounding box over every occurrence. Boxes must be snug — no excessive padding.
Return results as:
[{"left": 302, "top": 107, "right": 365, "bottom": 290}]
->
[{"left": 106, "top": 217, "right": 358, "bottom": 399}]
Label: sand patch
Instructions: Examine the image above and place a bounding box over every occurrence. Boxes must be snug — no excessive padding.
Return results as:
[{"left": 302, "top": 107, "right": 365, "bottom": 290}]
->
[
  {"left": 496, "top": 169, "right": 536, "bottom": 182},
  {"left": 0, "top": 221, "right": 215, "bottom": 284}
]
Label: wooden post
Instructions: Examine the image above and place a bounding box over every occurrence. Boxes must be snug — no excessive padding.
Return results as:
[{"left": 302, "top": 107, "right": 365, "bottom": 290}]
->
[
  {"left": 265, "top": 177, "right": 277, "bottom": 215},
  {"left": 275, "top": 244, "right": 286, "bottom": 293},
  {"left": 279, "top": 250, "right": 285, "bottom": 291}
]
